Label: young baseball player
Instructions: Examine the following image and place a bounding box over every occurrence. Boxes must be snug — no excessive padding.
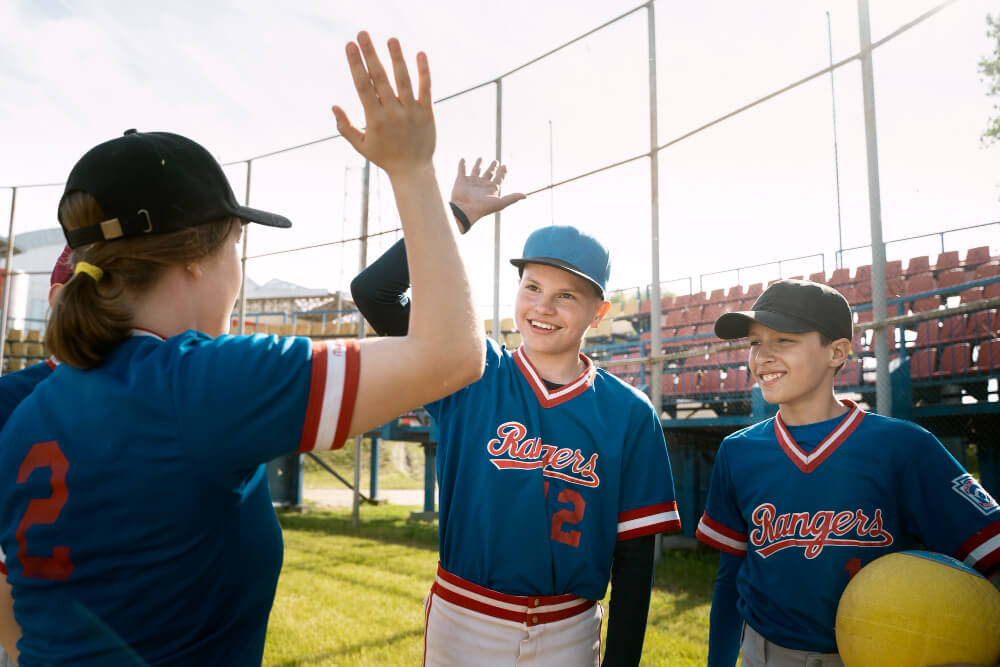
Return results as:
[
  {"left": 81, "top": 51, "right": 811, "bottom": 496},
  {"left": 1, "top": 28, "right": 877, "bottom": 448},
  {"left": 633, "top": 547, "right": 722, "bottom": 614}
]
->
[
  {"left": 0, "top": 33, "right": 485, "bottom": 665},
  {"left": 351, "top": 160, "right": 681, "bottom": 666},
  {"left": 0, "top": 248, "right": 72, "bottom": 667},
  {"left": 696, "top": 279, "right": 1000, "bottom": 666}
]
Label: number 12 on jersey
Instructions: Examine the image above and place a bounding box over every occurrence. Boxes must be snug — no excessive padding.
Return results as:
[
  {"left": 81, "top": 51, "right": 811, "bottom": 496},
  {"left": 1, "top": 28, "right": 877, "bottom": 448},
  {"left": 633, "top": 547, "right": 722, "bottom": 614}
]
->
[{"left": 544, "top": 481, "right": 586, "bottom": 548}]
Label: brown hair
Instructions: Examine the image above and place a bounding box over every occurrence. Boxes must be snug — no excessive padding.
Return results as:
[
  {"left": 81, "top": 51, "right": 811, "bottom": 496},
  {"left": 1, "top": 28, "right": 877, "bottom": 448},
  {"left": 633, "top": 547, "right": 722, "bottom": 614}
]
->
[{"left": 47, "top": 192, "right": 239, "bottom": 368}]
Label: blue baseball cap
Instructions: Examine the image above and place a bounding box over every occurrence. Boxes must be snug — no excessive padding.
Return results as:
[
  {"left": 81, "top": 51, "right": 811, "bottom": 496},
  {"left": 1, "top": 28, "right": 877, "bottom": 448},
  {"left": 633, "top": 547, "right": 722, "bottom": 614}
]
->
[{"left": 510, "top": 225, "right": 610, "bottom": 298}]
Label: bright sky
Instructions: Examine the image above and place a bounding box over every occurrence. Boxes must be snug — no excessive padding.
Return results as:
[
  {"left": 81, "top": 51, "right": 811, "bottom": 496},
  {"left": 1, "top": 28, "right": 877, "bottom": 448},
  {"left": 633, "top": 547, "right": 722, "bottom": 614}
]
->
[{"left": 2, "top": 0, "right": 998, "bottom": 316}]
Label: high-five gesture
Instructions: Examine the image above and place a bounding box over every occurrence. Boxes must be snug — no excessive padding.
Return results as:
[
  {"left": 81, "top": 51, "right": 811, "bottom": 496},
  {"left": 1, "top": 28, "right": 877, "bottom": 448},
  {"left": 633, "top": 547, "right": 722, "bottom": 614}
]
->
[
  {"left": 332, "top": 32, "right": 435, "bottom": 177},
  {"left": 450, "top": 158, "right": 526, "bottom": 229}
]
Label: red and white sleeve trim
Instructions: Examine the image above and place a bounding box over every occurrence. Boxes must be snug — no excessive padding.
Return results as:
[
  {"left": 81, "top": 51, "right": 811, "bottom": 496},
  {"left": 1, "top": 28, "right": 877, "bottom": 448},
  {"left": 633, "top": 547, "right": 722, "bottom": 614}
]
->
[
  {"left": 696, "top": 513, "right": 747, "bottom": 556},
  {"left": 298, "top": 340, "right": 361, "bottom": 452},
  {"left": 0, "top": 545, "right": 6, "bottom": 575},
  {"left": 617, "top": 502, "right": 681, "bottom": 541},
  {"left": 956, "top": 520, "right": 1000, "bottom": 578}
]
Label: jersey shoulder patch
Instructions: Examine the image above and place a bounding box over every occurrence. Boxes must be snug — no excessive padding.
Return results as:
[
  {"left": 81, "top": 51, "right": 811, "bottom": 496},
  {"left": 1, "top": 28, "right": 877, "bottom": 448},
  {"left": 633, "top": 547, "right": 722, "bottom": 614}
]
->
[{"left": 952, "top": 473, "right": 1000, "bottom": 516}]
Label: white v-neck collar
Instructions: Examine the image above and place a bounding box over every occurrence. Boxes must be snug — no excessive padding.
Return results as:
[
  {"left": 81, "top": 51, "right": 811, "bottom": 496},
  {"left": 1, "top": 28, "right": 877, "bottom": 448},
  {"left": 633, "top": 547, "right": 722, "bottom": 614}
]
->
[
  {"left": 773, "top": 399, "right": 865, "bottom": 473},
  {"left": 512, "top": 346, "right": 596, "bottom": 408}
]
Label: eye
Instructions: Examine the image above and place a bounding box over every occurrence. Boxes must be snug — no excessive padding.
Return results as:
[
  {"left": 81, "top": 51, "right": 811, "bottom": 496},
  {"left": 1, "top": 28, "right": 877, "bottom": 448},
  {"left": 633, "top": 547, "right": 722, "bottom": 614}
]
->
[
  {"left": 525, "top": 284, "right": 540, "bottom": 292},
  {"left": 558, "top": 292, "right": 575, "bottom": 300},
  {"left": 748, "top": 340, "right": 760, "bottom": 346}
]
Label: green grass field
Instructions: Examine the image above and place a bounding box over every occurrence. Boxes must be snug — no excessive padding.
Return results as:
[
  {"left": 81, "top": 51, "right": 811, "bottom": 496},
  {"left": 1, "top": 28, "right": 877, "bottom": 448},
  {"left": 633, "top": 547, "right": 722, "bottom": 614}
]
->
[{"left": 263, "top": 505, "right": 715, "bottom": 666}]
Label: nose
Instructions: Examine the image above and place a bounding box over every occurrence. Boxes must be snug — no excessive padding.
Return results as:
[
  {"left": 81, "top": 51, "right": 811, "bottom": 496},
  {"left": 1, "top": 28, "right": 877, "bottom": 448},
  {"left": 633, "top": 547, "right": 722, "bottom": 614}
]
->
[{"left": 534, "top": 293, "right": 557, "bottom": 314}]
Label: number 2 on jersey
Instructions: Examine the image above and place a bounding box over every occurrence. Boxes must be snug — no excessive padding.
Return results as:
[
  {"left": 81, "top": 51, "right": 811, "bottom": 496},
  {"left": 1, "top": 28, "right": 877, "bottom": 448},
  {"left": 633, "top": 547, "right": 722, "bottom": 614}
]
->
[
  {"left": 544, "top": 481, "right": 586, "bottom": 547},
  {"left": 16, "top": 441, "right": 73, "bottom": 580}
]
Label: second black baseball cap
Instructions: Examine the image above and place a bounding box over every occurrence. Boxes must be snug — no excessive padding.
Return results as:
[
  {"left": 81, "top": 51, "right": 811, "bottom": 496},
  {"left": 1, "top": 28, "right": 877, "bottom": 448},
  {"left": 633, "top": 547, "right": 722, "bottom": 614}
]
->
[
  {"left": 714, "top": 278, "right": 853, "bottom": 341},
  {"left": 58, "top": 130, "right": 292, "bottom": 249}
]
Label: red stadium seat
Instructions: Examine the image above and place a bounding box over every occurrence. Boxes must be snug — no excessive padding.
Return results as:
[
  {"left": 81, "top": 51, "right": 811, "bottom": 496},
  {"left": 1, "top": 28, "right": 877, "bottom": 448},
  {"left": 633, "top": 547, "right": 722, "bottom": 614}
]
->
[
  {"left": 725, "top": 285, "right": 744, "bottom": 301},
  {"left": 639, "top": 299, "right": 651, "bottom": 314},
  {"left": 828, "top": 268, "right": 851, "bottom": 286},
  {"left": 935, "top": 251, "right": 960, "bottom": 272},
  {"left": 902, "top": 274, "right": 935, "bottom": 295},
  {"left": 960, "top": 287, "right": 984, "bottom": 304},
  {"left": 914, "top": 321, "right": 941, "bottom": 347},
  {"left": 940, "top": 315, "right": 968, "bottom": 344},
  {"left": 966, "top": 310, "right": 1000, "bottom": 342},
  {"left": 700, "top": 303, "right": 724, "bottom": 324},
  {"left": 974, "top": 339, "right": 1000, "bottom": 371},
  {"left": 965, "top": 246, "right": 992, "bottom": 267},
  {"left": 674, "top": 293, "right": 692, "bottom": 308},
  {"left": 906, "top": 256, "right": 930, "bottom": 276},
  {"left": 674, "top": 325, "right": 697, "bottom": 344},
  {"left": 809, "top": 271, "right": 826, "bottom": 283},
  {"left": 661, "top": 294, "right": 675, "bottom": 310},
  {"left": 936, "top": 269, "right": 969, "bottom": 291},
  {"left": 724, "top": 367, "right": 752, "bottom": 393},
  {"left": 911, "top": 296, "right": 941, "bottom": 314},
  {"left": 708, "top": 288, "right": 726, "bottom": 303},
  {"left": 668, "top": 371, "right": 698, "bottom": 397},
  {"left": 835, "top": 359, "right": 863, "bottom": 388},
  {"left": 689, "top": 291, "right": 708, "bottom": 307},
  {"left": 985, "top": 281, "right": 1000, "bottom": 299},
  {"left": 975, "top": 262, "right": 1000, "bottom": 279},
  {"left": 745, "top": 283, "right": 764, "bottom": 299},
  {"left": 885, "top": 260, "right": 903, "bottom": 278},
  {"left": 702, "top": 369, "right": 723, "bottom": 394},
  {"left": 854, "top": 265, "right": 871, "bottom": 283},
  {"left": 910, "top": 348, "right": 937, "bottom": 379},
  {"left": 665, "top": 309, "right": 687, "bottom": 327},
  {"left": 935, "top": 343, "right": 972, "bottom": 377}
]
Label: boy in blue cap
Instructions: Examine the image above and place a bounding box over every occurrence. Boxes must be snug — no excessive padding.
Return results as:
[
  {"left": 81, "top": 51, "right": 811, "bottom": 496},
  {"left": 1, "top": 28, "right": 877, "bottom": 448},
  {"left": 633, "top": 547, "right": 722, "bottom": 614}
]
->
[
  {"left": 697, "top": 278, "right": 1000, "bottom": 666},
  {"left": 351, "top": 159, "right": 680, "bottom": 666}
]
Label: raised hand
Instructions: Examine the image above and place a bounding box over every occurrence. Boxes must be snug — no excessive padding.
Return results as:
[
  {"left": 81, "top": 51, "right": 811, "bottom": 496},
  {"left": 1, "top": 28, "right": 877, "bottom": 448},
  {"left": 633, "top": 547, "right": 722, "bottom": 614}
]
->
[
  {"left": 332, "top": 32, "right": 435, "bottom": 177},
  {"left": 450, "top": 158, "right": 526, "bottom": 228}
]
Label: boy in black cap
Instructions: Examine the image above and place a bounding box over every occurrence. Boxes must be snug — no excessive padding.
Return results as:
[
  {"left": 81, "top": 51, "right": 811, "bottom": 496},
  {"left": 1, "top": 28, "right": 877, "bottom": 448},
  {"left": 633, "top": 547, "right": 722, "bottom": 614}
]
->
[{"left": 696, "top": 279, "right": 1000, "bottom": 665}]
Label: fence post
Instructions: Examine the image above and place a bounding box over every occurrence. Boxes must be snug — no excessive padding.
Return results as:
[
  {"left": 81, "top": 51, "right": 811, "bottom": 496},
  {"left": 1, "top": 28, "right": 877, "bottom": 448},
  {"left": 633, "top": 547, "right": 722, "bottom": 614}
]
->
[
  {"left": 857, "top": 0, "right": 892, "bottom": 416},
  {"left": 646, "top": 1, "right": 663, "bottom": 412},
  {"left": 492, "top": 79, "right": 503, "bottom": 344},
  {"left": 238, "top": 161, "right": 252, "bottom": 335},
  {"left": 0, "top": 187, "right": 18, "bottom": 375}
]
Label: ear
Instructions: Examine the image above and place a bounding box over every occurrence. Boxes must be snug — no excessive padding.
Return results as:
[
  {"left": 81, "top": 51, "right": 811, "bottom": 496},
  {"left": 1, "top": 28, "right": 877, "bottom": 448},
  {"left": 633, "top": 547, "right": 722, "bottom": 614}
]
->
[
  {"left": 829, "top": 338, "right": 851, "bottom": 368},
  {"left": 47, "top": 283, "right": 63, "bottom": 307},
  {"left": 186, "top": 262, "right": 205, "bottom": 280},
  {"left": 592, "top": 301, "right": 611, "bottom": 327}
]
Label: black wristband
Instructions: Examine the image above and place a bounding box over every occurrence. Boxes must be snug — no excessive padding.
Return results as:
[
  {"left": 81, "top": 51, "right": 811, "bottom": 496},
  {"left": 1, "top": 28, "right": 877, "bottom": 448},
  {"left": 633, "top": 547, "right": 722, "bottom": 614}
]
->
[{"left": 450, "top": 202, "right": 472, "bottom": 234}]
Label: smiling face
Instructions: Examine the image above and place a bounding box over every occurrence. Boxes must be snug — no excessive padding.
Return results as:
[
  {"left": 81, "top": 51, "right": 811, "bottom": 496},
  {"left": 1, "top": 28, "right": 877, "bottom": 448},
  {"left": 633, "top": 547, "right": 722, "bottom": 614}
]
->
[
  {"left": 747, "top": 321, "right": 848, "bottom": 411},
  {"left": 514, "top": 263, "right": 609, "bottom": 360}
]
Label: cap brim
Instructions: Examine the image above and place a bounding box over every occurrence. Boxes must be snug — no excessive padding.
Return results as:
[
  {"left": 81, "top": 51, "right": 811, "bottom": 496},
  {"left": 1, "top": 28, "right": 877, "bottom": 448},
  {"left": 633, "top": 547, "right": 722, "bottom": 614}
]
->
[
  {"left": 714, "top": 310, "right": 820, "bottom": 339},
  {"left": 234, "top": 205, "right": 292, "bottom": 229},
  {"left": 510, "top": 256, "right": 605, "bottom": 297}
]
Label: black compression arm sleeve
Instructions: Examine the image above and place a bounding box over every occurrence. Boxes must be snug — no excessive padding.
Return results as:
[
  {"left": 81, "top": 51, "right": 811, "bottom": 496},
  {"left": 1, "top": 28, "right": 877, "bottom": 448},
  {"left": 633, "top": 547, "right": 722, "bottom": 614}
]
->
[
  {"left": 602, "top": 534, "right": 655, "bottom": 667},
  {"left": 350, "top": 238, "right": 411, "bottom": 336}
]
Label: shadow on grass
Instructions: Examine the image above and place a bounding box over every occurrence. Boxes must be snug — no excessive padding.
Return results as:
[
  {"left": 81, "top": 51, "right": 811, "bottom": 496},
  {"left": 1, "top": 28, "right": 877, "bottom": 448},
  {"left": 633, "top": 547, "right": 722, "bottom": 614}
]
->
[
  {"left": 280, "top": 557, "right": 431, "bottom": 605},
  {"left": 278, "top": 507, "right": 438, "bottom": 551},
  {"left": 271, "top": 627, "right": 424, "bottom": 666}
]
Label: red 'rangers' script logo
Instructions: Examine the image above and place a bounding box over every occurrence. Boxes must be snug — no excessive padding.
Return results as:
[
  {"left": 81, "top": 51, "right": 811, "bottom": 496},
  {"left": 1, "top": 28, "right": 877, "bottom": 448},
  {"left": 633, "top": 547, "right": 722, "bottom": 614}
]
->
[
  {"left": 749, "top": 503, "right": 894, "bottom": 559},
  {"left": 486, "top": 421, "right": 600, "bottom": 487}
]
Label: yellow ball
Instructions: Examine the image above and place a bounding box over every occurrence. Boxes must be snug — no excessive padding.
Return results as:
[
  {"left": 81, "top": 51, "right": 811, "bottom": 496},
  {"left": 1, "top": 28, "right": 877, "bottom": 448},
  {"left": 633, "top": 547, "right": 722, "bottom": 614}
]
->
[{"left": 835, "top": 551, "right": 1000, "bottom": 667}]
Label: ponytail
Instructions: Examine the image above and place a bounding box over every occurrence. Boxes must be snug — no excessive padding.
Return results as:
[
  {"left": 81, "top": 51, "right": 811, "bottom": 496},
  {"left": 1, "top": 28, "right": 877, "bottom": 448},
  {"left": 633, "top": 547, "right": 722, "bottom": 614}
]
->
[{"left": 47, "top": 192, "right": 239, "bottom": 368}]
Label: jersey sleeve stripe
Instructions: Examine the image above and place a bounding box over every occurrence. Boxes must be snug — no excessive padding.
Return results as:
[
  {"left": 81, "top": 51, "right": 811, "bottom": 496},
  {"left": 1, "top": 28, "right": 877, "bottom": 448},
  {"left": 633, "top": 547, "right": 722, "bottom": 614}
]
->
[
  {"left": 695, "top": 513, "right": 747, "bottom": 556},
  {"left": 956, "top": 520, "right": 1000, "bottom": 577},
  {"left": 298, "top": 340, "right": 361, "bottom": 452},
  {"left": 616, "top": 502, "right": 681, "bottom": 540}
]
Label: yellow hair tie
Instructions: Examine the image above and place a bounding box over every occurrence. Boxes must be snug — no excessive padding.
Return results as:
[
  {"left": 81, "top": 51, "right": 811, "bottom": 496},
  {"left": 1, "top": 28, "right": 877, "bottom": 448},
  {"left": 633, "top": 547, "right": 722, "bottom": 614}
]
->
[{"left": 74, "top": 262, "right": 104, "bottom": 282}]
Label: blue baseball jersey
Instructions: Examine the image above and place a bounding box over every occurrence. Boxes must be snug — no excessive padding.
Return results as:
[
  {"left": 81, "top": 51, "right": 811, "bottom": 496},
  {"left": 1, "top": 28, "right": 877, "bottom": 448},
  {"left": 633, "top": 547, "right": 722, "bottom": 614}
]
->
[
  {"left": 426, "top": 338, "right": 680, "bottom": 601},
  {"left": 0, "top": 360, "right": 56, "bottom": 430},
  {"left": 0, "top": 330, "right": 360, "bottom": 666},
  {"left": 696, "top": 399, "right": 1000, "bottom": 652}
]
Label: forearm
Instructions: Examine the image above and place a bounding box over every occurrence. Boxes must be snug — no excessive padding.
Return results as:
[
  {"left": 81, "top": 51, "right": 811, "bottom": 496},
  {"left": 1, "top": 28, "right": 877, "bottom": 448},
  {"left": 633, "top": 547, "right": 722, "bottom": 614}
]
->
[
  {"left": 707, "top": 552, "right": 742, "bottom": 667},
  {"left": 390, "top": 166, "right": 479, "bottom": 364},
  {"left": 351, "top": 239, "right": 410, "bottom": 336},
  {"left": 0, "top": 579, "right": 20, "bottom": 663},
  {"left": 603, "top": 535, "right": 655, "bottom": 667}
]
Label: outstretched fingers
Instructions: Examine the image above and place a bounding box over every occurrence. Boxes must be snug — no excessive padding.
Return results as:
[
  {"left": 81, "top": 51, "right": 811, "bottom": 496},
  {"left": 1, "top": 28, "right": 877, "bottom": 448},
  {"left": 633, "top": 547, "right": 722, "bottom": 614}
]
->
[
  {"left": 345, "top": 41, "right": 378, "bottom": 114},
  {"left": 357, "top": 31, "right": 396, "bottom": 106},
  {"left": 415, "top": 51, "right": 431, "bottom": 105},
  {"left": 470, "top": 158, "right": 483, "bottom": 178},
  {"left": 483, "top": 160, "right": 499, "bottom": 181},
  {"left": 388, "top": 38, "right": 414, "bottom": 104}
]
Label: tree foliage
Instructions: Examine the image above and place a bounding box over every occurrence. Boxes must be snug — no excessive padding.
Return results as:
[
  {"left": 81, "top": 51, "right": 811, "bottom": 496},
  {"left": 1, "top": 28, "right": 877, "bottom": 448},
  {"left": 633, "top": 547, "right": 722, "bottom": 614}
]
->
[{"left": 980, "top": 13, "right": 1000, "bottom": 144}]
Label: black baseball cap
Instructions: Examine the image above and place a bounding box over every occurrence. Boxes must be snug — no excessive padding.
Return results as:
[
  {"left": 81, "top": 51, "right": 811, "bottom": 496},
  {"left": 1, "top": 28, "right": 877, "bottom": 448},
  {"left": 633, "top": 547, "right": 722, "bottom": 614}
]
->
[
  {"left": 714, "top": 278, "right": 853, "bottom": 341},
  {"left": 58, "top": 130, "right": 291, "bottom": 248}
]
